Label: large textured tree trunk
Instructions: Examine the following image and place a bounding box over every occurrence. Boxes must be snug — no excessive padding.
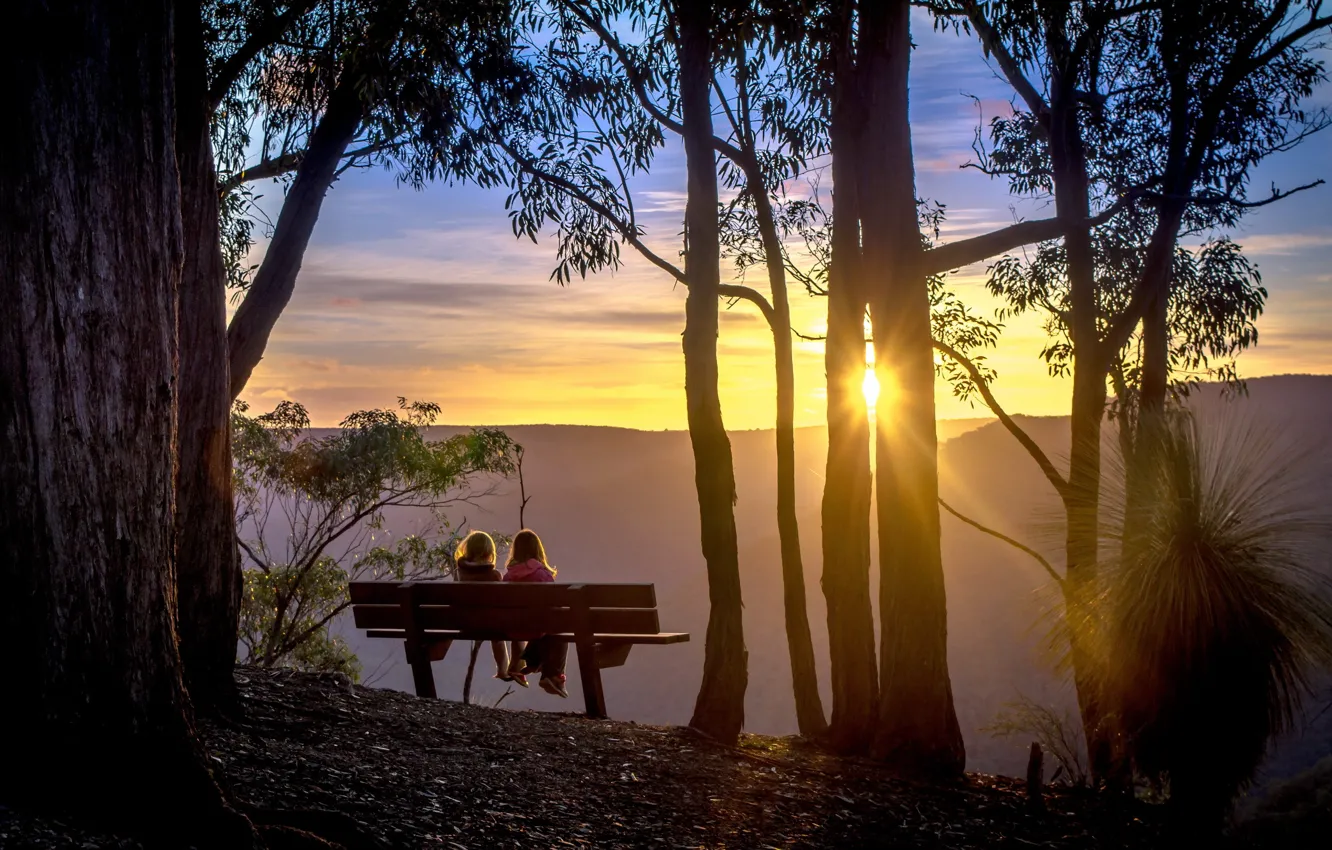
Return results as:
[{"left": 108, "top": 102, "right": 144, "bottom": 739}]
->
[
  {"left": 679, "top": 0, "right": 747, "bottom": 745},
  {"left": 821, "top": 0, "right": 879, "bottom": 752},
  {"left": 747, "top": 159, "right": 828, "bottom": 738},
  {"left": 861, "top": 0, "right": 964, "bottom": 776},
  {"left": 175, "top": 0, "right": 243, "bottom": 717},
  {"left": 0, "top": 2, "right": 254, "bottom": 842}
]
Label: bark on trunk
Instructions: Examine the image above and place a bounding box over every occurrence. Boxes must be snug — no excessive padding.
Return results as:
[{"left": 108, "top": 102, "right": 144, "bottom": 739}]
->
[
  {"left": 747, "top": 158, "right": 828, "bottom": 738},
  {"left": 861, "top": 0, "right": 964, "bottom": 776},
  {"left": 679, "top": 0, "right": 747, "bottom": 745},
  {"left": 821, "top": 0, "right": 879, "bottom": 751},
  {"left": 175, "top": 0, "right": 243, "bottom": 717},
  {"left": 0, "top": 2, "right": 254, "bottom": 842}
]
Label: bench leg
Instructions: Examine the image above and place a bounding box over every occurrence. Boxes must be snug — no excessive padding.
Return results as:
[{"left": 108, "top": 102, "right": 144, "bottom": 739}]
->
[
  {"left": 405, "top": 640, "right": 437, "bottom": 699},
  {"left": 574, "top": 635, "right": 606, "bottom": 718}
]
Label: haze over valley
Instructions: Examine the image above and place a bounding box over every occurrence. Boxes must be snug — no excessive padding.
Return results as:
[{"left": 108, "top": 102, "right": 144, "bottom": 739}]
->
[{"left": 315, "top": 374, "right": 1332, "bottom": 791}]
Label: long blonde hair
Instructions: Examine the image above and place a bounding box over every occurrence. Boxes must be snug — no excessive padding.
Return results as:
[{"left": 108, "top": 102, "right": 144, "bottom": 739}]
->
[
  {"left": 455, "top": 530, "right": 496, "bottom": 565},
  {"left": 506, "top": 529, "right": 555, "bottom": 575}
]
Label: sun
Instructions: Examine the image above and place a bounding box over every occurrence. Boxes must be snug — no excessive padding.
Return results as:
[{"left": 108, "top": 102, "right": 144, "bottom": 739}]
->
[
  {"left": 863, "top": 340, "right": 881, "bottom": 410},
  {"left": 862, "top": 366, "right": 881, "bottom": 409}
]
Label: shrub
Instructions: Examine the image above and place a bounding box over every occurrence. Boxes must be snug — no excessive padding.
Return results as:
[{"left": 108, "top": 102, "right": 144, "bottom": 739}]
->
[{"left": 233, "top": 398, "right": 517, "bottom": 679}]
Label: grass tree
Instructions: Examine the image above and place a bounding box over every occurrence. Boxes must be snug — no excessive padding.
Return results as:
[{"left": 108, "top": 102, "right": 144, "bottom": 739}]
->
[
  {"left": 1093, "top": 412, "right": 1332, "bottom": 836},
  {"left": 232, "top": 398, "right": 517, "bottom": 679}
]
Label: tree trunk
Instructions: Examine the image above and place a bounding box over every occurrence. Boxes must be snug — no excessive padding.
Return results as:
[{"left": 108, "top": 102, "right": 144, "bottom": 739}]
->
[
  {"left": 861, "top": 0, "right": 965, "bottom": 776},
  {"left": 1046, "top": 41, "right": 1111, "bottom": 781},
  {"left": 226, "top": 75, "right": 363, "bottom": 398},
  {"left": 679, "top": 0, "right": 747, "bottom": 745},
  {"left": 821, "top": 0, "right": 879, "bottom": 752},
  {"left": 226, "top": 1, "right": 412, "bottom": 400},
  {"left": 175, "top": 0, "right": 243, "bottom": 717},
  {"left": 747, "top": 159, "right": 828, "bottom": 739},
  {"left": 0, "top": 2, "right": 255, "bottom": 842}
]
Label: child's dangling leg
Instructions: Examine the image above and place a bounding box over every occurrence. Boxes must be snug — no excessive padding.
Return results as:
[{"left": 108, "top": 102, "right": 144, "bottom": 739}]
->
[
  {"left": 520, "top": 639, "right": 543, "bottom": 676},
  {"left": 506, "top": 640, "right": 528, "bottom": 687},
  {"left": 490, "top": 640, "right": 510, "bottom": 681},
  {"left": 537, "top": 638, "right": 569, "bottom": 699}
]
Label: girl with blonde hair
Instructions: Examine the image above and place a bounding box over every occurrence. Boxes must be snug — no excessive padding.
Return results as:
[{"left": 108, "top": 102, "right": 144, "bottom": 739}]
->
[{"left": 449, "top": 530, "right": 514, "bottom": 682}]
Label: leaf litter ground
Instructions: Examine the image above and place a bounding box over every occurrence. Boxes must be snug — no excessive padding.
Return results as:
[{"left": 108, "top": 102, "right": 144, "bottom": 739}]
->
[{"left": 1, "top": 668, "right": 1164, "bottom": 848}]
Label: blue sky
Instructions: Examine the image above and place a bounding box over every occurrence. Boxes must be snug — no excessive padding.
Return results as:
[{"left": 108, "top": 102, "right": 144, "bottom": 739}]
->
[{"left": 233, "top": 11, "right": 1332, "bottom": 429}]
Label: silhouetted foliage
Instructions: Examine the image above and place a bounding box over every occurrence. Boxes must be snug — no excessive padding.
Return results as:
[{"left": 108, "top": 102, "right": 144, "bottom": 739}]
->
[{"left": 232, "top": 397, "right": 517, "bottom": 677}]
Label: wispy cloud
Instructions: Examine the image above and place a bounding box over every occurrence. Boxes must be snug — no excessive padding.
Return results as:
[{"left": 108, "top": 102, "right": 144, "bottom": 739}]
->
[{"left": 1235, "top": 232, "right": 1332, "bottom": 256}]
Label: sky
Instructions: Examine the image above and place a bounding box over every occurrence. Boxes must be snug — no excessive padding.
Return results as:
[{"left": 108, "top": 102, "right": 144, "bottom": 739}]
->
[{"left": 232, "top": 10, "right": 1332, "bottom": 430}]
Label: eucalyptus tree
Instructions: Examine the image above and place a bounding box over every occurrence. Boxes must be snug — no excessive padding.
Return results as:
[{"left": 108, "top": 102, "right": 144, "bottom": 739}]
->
[
  {"left": 943, "top": 0, "right": 1330, "bottom": 778},
  {"left": 458, "top": 0, "right": 852, "bottom": 739},
  {"left": 216, "top": 0, "right": 522, "bottom": 398},
  {"left": 1100, "top": 1, "right": 1331, "bottom": 585},
  {"left": 175, "top": 0, "right": 522, "bottom": 712},
  {"left": 1114, "top": 0, "right": 1330, "bottom": 424},
  {"left": 1, "top": 0, "right": 258, "bottom": 842},
  {"left": 565, "top": 0, "right": 835, "bottom": 737},
  {"left": 458, "top": 0, "right": 772, "bottom": 742},
  {"left": 778, "top": 0, "right": 1126, "bottom": 769}
]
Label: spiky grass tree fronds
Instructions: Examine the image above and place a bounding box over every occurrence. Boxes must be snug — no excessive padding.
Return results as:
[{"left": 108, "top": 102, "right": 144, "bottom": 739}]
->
[{"left": 1096, "top": 411, "right": 1332, "bottom": 833}]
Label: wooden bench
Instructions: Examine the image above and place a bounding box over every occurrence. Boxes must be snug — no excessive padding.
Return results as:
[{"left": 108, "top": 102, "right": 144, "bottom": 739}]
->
[{"left": 348, "top": 581, "right": 689, "bottom": 718}]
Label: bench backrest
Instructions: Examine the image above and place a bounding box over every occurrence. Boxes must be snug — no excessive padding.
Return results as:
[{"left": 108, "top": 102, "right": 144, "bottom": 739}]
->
[{"left": 349, "top": 581, "right": 661, "bottom": 636}]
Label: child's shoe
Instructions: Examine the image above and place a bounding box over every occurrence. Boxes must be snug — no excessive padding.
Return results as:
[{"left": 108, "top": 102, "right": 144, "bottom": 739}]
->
[
  {"left": 539, "top": 674, "right": 568, "bottom": 698},
  {"left": 506, "top": 665, "right": 529, "bottom": 688}
]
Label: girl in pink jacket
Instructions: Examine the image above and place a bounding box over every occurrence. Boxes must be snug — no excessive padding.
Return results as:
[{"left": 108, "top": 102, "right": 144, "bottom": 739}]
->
[{"left": 503, "top": 529, "right": 568, "bottom": 698}]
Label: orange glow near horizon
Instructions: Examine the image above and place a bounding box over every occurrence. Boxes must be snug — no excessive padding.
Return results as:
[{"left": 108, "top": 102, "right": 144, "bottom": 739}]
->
[{"left": 234, "top": 243, "right": 1327, "bottom": 431}]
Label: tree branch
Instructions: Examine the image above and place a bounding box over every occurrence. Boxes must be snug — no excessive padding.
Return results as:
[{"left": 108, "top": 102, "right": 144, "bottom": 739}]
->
[
  {"left": 1151, "top": 179, "right": 1326, "bottom": 209},
  {"left": 1248, "top": 10, "right": 1332, "bottom": 75},
  {"left": 219, "top": 151, "right": 305, "bottom": 194},
  {"left": 496, "top": 133, "right": 687, "bottom": 283},
  {"left": 719, "top": 284, "right": 775, "bottom": 327},
  {"left": 561, "top": 1, "right": 749, "bottom": 163},
  {"left": 922, "top": 200, "right": 1125, "bottom": 274},
  {"left": 939, "top": 498, "right": 1064, "bottom": 587},
  {"left": 561, "top": 1, "right": 686, "bottom": 136},
  {"left": 208, "top": 0, "right": 318, "bottom": 109},
  {"left": 933, "top": 339, "right": 1070, "bottom": 499},
  {"left": 237, "top": 536, "right": 269, "bottom": 572},
  {"left": 218, "top": 140, "right": 394, "bottom": 194},
  {"left": 960, "top": 0, "right": 1049, "bottom": 117}
]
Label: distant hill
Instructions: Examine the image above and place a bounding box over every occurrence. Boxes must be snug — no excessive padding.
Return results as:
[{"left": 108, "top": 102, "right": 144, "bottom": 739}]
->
[{"left": 319, "top": 374, "right": 1332, "bottom": 789}]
